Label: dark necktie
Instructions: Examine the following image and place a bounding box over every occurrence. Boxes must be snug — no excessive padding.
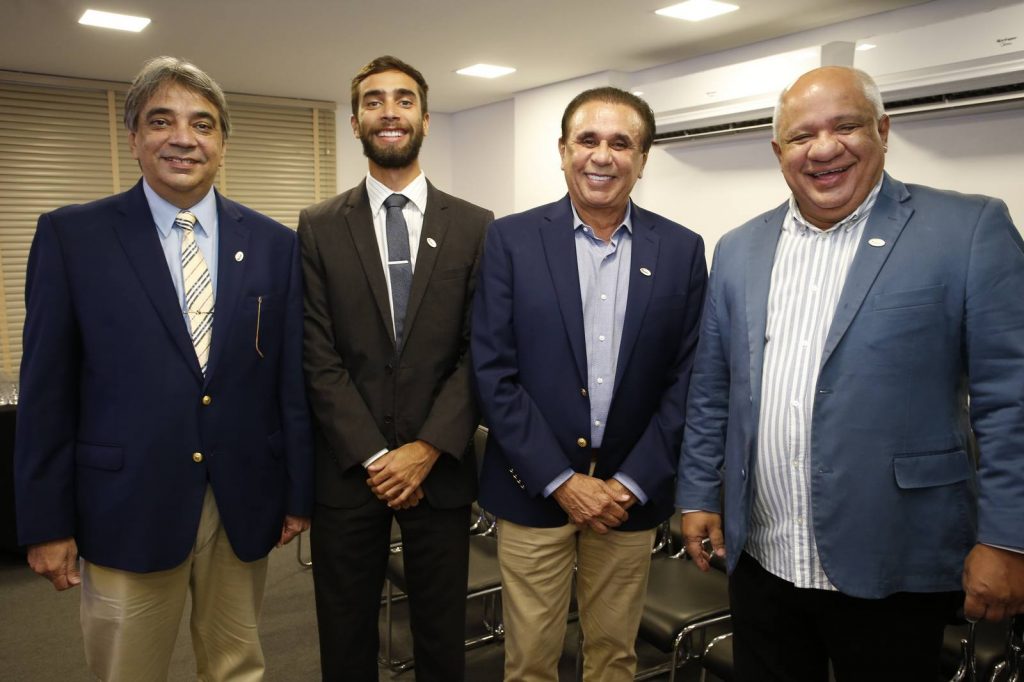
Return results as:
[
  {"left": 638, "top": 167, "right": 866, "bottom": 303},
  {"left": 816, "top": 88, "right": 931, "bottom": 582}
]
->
[{"left": 384, "top": 193, "right": 412, "bottom": 349}]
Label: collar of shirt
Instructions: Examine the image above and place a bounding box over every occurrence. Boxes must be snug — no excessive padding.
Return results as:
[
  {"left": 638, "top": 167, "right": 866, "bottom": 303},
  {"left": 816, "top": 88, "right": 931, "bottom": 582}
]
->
[
  {"left": 785, "top": 178, "right": 884, "bottom": 237},
  {"left": 570, "top": 200, "right": 634, "bottom": 243},
  {"left": 143, "top": 179, "right": 218, "bottom": 240},
  {"left": 365, "top": 171, "right": 428, "bottom": 215}
]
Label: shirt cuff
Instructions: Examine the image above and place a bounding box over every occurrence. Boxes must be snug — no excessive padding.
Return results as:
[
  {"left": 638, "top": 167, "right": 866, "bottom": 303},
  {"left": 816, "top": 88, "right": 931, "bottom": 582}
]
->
[
  {"left": 362, "top": 448, "right": 388, "bottom": 469},
  {"left": 613, "top": 473, "right": 647, "bottom": 505},
  {"left": 543, "top": 468, "right": 574, "bottom": 498},
  {"left": 985, "top": 543, "right": 1024, "bottom": 555}
]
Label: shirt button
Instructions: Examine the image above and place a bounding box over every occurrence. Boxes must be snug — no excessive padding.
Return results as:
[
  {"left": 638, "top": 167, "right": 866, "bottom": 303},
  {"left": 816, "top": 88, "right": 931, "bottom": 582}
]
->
[
  {"left": 201, "top": 395, "right": 212, "bottom": 406},
  {"left": 790, "top": 400, "right": 800, "bottom": 408},
  {"left": 192, "top": 452, "right": 203, "bottom": 463},
  {"left": 577, "top": 437, "right": 589, "bottom": 448},
  {"left": 600, "top": 294, "right": 608, "bottom": 301},
  {"left": 597, "top": 378, "right": 604, "bottom": 385},
  {"left": 594, "top": 420, "right": 601, "bottom": 427},
  {"left": 598, "top": 335, "right": 606, "bottom": 342}
]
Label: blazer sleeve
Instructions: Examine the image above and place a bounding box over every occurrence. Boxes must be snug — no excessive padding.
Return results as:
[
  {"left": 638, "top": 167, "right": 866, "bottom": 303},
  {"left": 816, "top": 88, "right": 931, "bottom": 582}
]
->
[
  {"left": 675, "top": 238, "right": 730, "bottom": 513},
  {"left": 14, "top": 213, "right": 81, "bottom": 545},
  {"left": 298, "top": 208, "right": 390, "bottom": 472},
  {"left": 415, "top": 207, "right": 494, "bottom": 458},
  {"left": 964, "top": 198, "right": 1024, "bottom": 551},
  {"left": 472, "top": 220, "right": 575, "bottom": 495},
  {"left": 279, "top": 232, "right": 314, "bottom": 516},
  {"left": 617, "top": 235, "right": 708, "bottom": 500}
]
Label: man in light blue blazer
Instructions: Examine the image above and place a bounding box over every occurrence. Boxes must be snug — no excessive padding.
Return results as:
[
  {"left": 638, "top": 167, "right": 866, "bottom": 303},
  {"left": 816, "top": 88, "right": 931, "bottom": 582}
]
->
[{"left": 677, "top": 66, "right": 1024, "bottom": 680}]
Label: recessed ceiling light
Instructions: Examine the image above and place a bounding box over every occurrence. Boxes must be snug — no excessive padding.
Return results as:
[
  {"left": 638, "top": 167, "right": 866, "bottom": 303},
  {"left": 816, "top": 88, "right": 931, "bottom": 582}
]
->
[
  {"left": 632, "top": 91, "right": 644, "bottom": 96},
  {"left": 79, "top": 9, "right": 151, "bottom": 32},
  {"left": 456, "top": 64, "right": 516, "bottom": 79},
  {"left": 656, "top": 0, "right": 739, "bottom": 22},
  {"left": 856, "top": 43, "right": 877, "bottom": 51}
]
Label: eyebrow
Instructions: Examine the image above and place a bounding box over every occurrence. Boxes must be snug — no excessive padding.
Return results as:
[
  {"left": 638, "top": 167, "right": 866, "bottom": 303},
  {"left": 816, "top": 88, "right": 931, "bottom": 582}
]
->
[
  {"left": 575, "top": 130, "right": 634, "bottom": 144},
  {"left": 362, "top": 88, "right": 418, "bottom": 101},
  {"left": 143, "top": 106, "right": 216, "bottom": 121}
]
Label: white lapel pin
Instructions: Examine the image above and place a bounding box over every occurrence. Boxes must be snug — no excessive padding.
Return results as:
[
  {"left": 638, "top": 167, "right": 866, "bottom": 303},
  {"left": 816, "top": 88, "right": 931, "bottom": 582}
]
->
[
  {"left": 235, "top": 251, "right": 245, "bottom": 262},
  {"left": 868, "top": 238, "right": 886, "bottom": 247},
  {"left": 426, "top": 237, "right": 438, "bottom": 248},
  {"left": 640, "top": 267, "right": 652, "bottom": 277}
]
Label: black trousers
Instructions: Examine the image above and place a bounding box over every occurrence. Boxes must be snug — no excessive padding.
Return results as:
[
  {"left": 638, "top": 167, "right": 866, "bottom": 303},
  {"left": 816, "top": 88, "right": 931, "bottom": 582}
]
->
[
  {"left": 311, "top": 498, "right": 470, "bottom": 682},
  {"left": 730, "top": 552, "right": 959, "bottom": 682}
]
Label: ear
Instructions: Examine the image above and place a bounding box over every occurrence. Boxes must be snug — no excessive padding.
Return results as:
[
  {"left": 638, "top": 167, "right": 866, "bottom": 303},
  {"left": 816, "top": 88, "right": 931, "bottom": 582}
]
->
[
  {"left": 350, "top": 114, "right": 360, "bottom": 139},
  {"left": 877, "top": 114, "right": 891, "bottom": 146},
  {"left": 128, "top": 131, "right": 139, "bottom": 160},
  {"left": 771, "top": 139, "right": 783, "bottom": 164},
  {"left": 637, "top": 152, "right": 648, "bottom": 179},
  {"left": 558, "top": 138, "right": 567, "bottom": 171},
  {"left": 422, "top": 111, "right": 430, "bottom": 137}
]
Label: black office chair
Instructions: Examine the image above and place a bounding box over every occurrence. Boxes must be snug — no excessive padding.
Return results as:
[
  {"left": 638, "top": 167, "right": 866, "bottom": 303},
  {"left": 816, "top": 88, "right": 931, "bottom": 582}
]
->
[
  {"left": 948, "top": 615, "right": 1023, "bottom": 682},
  {"left": 633, "top": 527, "right": 732, "bottom": 682}
]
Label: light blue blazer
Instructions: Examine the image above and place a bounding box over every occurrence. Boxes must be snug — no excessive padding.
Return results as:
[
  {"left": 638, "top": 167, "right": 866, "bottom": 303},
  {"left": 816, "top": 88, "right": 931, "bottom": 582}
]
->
[{"left": 677, "top": 174, "right": 1024, "bottom": 598}]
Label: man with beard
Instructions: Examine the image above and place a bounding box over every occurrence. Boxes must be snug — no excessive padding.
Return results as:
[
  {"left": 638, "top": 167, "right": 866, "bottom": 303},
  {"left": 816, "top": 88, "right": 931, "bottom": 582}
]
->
[{"left": 298, "top": 55, "right": 493, "bottom": 681}]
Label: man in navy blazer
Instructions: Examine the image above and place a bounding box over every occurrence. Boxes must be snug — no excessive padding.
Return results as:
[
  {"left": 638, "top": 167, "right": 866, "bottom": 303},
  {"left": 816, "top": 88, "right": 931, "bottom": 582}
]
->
[
  {"left": 14, "top": 57, "right": 312, "bottom": 681},
  {"left": 678, "top": 66, "right": 1024, "bottom": 680},
  {"left": 473, "top": 87, "right": 707, "bottom": 681}
]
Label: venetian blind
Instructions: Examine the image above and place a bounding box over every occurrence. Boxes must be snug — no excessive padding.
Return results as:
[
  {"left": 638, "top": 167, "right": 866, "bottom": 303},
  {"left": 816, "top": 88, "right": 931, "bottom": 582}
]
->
[{"left": 0, "top": 72, "right": 336, "bottom": 377}]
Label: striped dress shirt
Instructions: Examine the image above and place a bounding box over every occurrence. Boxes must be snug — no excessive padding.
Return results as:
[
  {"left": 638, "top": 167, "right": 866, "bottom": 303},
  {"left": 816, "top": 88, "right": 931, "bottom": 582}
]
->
[{"left": 748, "top": 181, "right": 881, "bottom": 590}]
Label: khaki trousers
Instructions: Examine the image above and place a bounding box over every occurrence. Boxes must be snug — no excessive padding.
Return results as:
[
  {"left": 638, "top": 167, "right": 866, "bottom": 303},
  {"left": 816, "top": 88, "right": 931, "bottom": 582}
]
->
[
  {"left": 80, "top": 487, "right": 268, "bottom": 682},
  {"left": 497, "top": 518, "right": 656, "bottom": 682}
]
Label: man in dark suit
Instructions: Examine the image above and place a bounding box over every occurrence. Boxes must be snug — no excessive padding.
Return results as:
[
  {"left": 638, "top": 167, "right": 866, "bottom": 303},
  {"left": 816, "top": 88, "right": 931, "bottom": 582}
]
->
[
  {"left": 15, "top": 56, "right": 312, "bottom": 681},
  {"left": 472, "top": 87, "right": 707, "bottom": 681},
  {"left": 299, "top": 55, "right": 493, "bottom": 682},
  {"left": 678, "top": 66, "right": 1024, "bottom": 680}
]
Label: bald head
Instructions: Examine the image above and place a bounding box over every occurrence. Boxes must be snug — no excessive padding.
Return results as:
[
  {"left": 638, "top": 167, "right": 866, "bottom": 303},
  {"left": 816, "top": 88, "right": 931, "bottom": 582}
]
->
[{"left": 773, "top": 67, "right": 885, "bottom": 142}]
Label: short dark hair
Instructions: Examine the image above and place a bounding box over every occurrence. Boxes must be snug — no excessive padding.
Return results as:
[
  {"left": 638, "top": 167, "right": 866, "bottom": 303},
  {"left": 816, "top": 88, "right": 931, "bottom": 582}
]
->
[
  {"left": 124, "top": 56, "right": 230, "bottom": 138},
  {"left": 560, "top": 87, "right": 656, "bottom": 153},
  {"left": 350, "top": 55, "right": 429, "bottom": 116}
]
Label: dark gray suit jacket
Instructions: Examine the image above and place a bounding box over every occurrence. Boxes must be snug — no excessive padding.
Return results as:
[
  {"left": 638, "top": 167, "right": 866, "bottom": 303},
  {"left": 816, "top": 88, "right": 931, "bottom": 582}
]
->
[{"left": 299, "top": 180, "right": 493, "bottom": 509}]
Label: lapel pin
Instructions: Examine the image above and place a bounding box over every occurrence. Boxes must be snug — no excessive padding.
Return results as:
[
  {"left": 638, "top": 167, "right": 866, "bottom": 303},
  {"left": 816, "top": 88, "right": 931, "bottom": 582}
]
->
[
  {"left": 868, "top": 238, "right": 886, "bottom": 247},
  {"left": 426, "top": 237, "right": 438, "bottom": 248},
  {"left": 640, "top": 267, "right": 652, "bottom": 277},
  {"left": 235, "top": 251, "right": 245, "bottom": 262}
]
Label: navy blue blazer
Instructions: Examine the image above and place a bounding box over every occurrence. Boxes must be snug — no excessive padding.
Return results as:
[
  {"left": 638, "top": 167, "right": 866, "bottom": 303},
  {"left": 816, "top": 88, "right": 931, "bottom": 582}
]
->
[
  {"left": 678, "top": 174, "right": 1024, "bottom": 598},
  {"left": 473, "top": 196, "right": 707, "bottom": 530},
  {"left": 15, "top": 180, "right": 313, "bottom": 572}
]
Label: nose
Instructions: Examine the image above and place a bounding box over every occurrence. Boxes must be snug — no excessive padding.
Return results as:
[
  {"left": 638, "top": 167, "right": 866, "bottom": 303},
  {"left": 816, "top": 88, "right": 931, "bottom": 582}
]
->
[
  {"left": 167, "top": 121, "right": 197, "bottom": 148},
  {"left": 591, "top": 141, "right": 613, "bottom": 165},
  {"left": 807, "top": 133, "right": 842, "bottom": 161}
]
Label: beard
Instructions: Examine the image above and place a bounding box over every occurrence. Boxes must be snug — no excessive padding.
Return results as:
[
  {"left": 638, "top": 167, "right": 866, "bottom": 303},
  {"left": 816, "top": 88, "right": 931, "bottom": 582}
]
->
[{"left": 359, "top": 123, "right": 425, "bottom": 169}]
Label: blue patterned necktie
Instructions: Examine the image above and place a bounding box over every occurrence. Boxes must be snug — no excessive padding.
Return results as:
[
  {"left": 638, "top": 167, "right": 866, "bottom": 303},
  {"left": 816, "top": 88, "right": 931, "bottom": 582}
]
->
[
  {"left": 384, "top": 194, "right": 412, "bottom": 349},
  {"left": 176, "top": 210, "right": 214, "bottom": 374}
]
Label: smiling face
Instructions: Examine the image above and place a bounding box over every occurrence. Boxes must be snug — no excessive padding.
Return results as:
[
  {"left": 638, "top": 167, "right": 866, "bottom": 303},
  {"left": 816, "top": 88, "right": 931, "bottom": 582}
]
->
[
  {"left": 772, "top": 67, "right": 889, "bottom": 229},
  {"left": 351, "top": 69, "right": 429, "bottom": 174},
  {"left": 559, "top": 100, "right": 647, "bottom": 231},
  {"left": 128, "top": 82, "right": 226, "bottom": 209}
]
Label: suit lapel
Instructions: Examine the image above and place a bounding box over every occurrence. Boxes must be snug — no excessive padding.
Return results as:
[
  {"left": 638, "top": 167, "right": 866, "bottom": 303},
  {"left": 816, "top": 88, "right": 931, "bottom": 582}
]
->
[
  {"left": 745, "top": 203, "right": 786, "bottom": 408},
  {"left": 820, "top": 175, "right": 913, "bottom": 367},
  {"left": 540, "top": 197, "right": 587, "bottom": 384},
  {"left": 345, "top": 182, "right": 396, "bottom": 346},
  {"left": 205, "top": 193, "right": 250, "bottom": 381},
  {"left": 613, "top": 204, "right": 659, "bottom": 389},
  {"left": 111, "top": 182, "right": 203, "bottom": 382},
  {"left": 403, "top": 181, "right": 447, "bottom": 343}
]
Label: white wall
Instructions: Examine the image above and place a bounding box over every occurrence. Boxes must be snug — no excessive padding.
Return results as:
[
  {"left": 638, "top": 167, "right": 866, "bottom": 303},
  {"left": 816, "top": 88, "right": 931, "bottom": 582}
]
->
[{"left": 451, "top": 99, "right": 515, "bottom": 218}]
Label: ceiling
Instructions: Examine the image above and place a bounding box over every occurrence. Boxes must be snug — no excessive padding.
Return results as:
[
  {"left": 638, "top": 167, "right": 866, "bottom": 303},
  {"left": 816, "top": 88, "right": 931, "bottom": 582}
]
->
[{"left": 2, "top": 0, "right": 930, "bottom": 113}]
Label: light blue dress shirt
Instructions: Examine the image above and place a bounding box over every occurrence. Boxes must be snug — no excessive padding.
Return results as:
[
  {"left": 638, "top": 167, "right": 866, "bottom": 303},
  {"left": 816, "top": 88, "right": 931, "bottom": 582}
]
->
[
  {"left": 142, "top": 180, "right": 219, "bottom": 333},
  {"left": 543, "top": 201, "right": 646, "bottom": 504}
]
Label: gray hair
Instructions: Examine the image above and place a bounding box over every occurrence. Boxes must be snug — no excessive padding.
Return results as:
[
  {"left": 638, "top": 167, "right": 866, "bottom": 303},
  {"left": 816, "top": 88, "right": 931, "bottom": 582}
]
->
[
  {"left": 772, "top": 67, "right": 885, "bottom": 142},
  {"left": 124, "top": 56, "right": 231, "bottom": 139}
]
